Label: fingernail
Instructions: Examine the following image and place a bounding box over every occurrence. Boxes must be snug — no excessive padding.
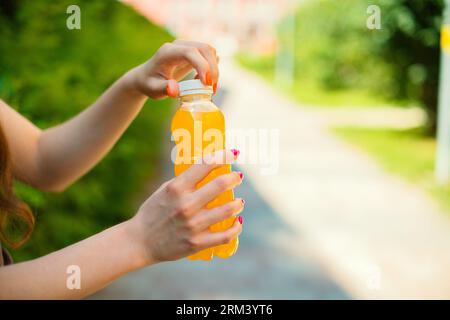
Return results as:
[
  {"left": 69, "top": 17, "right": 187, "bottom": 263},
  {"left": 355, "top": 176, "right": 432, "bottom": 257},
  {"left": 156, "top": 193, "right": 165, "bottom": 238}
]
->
[
  {"left": 238, "top": 216, "right": 243, "bottom": 225},
  {"left": 241, "top": 198, "right": 245, "bottom": 206},
  {"left": 206, "top": 71, "right": 212, "bottom": 86},
  {"left": 166, "top": 83, "right": 176, "bottom": 97},
  {"left": 213, "top": 83, "right": 217, "bottom": 94},
  {"left": 237, "top": 172, "right": 244, "bottom": 180},
  {"left": 231, "top": 149, "right": 240, "bottom": 158}
]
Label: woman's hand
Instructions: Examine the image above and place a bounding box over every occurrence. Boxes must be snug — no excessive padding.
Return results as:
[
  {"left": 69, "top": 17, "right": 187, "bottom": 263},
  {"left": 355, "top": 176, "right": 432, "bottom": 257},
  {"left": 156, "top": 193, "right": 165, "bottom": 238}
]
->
[
  {"left": 129, "top": 150, "right": 244, "bottom": 264},
  {"left": 129, "top": 40, "right": 220, "bottom": 100},
  {"left": 0, "top": 150, "right": 243, "bottom": 299}
]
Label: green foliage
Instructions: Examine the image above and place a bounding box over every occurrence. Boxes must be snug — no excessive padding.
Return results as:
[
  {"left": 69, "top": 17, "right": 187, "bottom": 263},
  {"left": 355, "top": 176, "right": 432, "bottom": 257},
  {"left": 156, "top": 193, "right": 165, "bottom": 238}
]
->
[
  {"left": 292, "top": 1, "right": 383, "bottom": 91},
  {"left": 0, "top": 0, "right": 174, "bottom": 260},
  {"left": 237, "top": 51, "right": 394, "bottom": 107},
  {"left": 292, "top": 0, "right": 444, "bottom": 108},
  {"left": 235, "top": 52, "right": 275, "bottom": 79},
  {"left": 239, "top": 0, "right": 444, "bottom": 128},
  {"left": 373, "top": 0, "right": 443, "bottom": 131}
]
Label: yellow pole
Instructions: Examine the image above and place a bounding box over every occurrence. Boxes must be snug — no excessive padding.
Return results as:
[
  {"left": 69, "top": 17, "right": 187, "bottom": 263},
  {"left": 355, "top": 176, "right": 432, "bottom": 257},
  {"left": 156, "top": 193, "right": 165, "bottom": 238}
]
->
[{"left": 436, "top": 0, "right": 450, "bottom": 184}]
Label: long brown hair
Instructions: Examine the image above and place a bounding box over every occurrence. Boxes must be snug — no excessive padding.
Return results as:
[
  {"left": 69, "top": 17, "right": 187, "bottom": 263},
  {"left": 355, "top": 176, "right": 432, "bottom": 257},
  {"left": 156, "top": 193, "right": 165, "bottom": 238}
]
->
[{"left": 0, "top": 124, "right": 34, "bottom": 249}]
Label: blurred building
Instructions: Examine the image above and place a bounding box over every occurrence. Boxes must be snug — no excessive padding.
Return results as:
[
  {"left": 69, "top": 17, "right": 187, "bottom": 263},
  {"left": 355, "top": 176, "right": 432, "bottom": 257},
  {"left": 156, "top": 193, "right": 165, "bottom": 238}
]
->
[{"left": 122, "top": 0, "right": 297, "bottom": 55}]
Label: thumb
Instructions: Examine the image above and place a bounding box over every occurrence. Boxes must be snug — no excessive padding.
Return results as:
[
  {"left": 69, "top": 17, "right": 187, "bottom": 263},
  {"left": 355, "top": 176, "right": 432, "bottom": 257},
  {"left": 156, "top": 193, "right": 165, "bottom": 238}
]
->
[
  {"left": 146, "top": 77, "right": 179, "bottom": 99},
  {"left": 165, "top": 79, "right": 180, "bottom": 98}
]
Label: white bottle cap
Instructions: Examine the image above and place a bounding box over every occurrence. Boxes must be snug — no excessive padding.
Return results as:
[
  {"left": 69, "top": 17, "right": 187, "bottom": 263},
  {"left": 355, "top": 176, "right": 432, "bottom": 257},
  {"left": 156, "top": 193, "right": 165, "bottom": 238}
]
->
[{"left": 178, "top": 79, "right": 213, "bottom": 97}]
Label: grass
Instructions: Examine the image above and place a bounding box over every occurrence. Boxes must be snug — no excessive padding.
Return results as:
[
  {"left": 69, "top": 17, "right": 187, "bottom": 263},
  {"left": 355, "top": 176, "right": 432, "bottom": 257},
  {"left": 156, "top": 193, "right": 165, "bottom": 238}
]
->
[
  {"left": 235, "top": 52, "right": 407, "bottom": 108},
  {"left": 334, "top": 127, "right": 450, "bottom": 212},
  {"left": 286, "top": 80, "right": 395, "bottom": 108}
]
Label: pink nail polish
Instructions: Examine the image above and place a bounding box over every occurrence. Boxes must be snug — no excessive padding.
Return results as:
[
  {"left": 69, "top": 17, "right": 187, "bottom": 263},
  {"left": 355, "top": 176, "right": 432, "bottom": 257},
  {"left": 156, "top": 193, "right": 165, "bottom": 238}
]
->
[
  {"left": 238, "top": 172, "right": 244, "bottom": 180},
  {"left": 238, "top": 216, "right": 243, "bottom": 225},
  {"left": 231, "top": 149, "right": 240, "bottom": 158}
]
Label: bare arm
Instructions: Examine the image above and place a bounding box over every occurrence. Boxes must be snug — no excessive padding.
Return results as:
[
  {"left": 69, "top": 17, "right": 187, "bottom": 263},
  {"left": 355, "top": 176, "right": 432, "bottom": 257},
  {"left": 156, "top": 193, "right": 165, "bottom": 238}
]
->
[
  {"left": 0, "top": 150, "right": 244, "bottom": 299},
  {"left": 35, "top": 73, "right": 147, "bottom": 192},
  {"left": 0, "top": 221, "right": 144, "bottom": 299},
  {"left": 0, "top": 41, "right": 219, "bottom": 192},
  {"left": 0, "top": 74, "right": 147, "bottom": 192}
]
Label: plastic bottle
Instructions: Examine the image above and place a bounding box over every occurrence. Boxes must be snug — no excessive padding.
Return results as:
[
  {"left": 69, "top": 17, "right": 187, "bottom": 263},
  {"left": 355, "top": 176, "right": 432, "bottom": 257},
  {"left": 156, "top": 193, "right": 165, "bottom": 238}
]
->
[{"left": 171, "top": 79, "right": 238, "bottom": 260}]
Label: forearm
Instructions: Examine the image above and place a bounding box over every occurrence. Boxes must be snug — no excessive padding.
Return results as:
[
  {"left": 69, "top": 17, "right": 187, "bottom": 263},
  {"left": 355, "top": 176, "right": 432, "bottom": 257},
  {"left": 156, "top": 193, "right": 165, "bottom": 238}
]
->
[
  {"left": 0, "top": 220, "right": 147, "bottom": 299},
  {"left": 37, "top": 68, "right": 147, "bottom": 191}
]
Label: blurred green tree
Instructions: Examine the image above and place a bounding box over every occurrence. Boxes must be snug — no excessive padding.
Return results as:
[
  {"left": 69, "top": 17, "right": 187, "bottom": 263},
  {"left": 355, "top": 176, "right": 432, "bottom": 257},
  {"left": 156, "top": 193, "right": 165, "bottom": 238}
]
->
[
  {"left": 0, "top": 0, "right": 173, "bottom": 260},
  {"left": 249, "top": 0, "right": 444, "bottom": 133},
  {"left": 375, "top": 0, "right": 444, "bottom": 133}
]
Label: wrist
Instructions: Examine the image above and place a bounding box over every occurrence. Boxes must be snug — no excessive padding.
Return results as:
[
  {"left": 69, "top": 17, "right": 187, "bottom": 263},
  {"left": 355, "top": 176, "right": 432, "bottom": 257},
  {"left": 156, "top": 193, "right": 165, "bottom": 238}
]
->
[
  {"left": 120, "top": 66, "right": 147, "bottom": 99},
  {"left": 120, "top": 218, "right": 155, "bottom": 269}
]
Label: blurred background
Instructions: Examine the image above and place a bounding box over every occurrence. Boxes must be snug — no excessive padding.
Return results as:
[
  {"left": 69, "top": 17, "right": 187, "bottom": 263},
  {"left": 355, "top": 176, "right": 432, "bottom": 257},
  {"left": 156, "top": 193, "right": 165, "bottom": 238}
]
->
[{"left": 1, "top": 0, "right": 450, "bottom": 299}]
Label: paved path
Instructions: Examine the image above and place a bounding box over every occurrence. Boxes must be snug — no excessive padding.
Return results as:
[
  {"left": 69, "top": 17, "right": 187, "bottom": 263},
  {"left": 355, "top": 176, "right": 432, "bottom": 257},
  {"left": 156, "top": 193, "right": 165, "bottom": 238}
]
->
[
  {"left": 92, "top": 59, "right": 450, "bottom": 300},
  {"left": 310, "top": 106, "right": 426, "bottom": 129},
  {"left": 218, "top": 59, "right": 450, "bottom": 299}
]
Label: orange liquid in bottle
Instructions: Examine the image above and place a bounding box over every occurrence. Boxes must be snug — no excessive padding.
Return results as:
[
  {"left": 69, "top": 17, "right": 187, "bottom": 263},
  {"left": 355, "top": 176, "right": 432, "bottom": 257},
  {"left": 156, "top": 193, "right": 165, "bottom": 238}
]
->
[{"left": 171, "top": 98, "right": 238, "bottom": 260}]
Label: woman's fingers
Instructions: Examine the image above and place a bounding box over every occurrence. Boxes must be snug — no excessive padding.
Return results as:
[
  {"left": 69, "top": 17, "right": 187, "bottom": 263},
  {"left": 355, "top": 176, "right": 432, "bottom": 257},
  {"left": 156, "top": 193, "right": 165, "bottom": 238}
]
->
[
  {"left": 195, "top": 219, "right": 243, "bottom": 251},
  {"left": 176, "top": 149, "right": 237, "bottom": 189},
  {"left": 191, "top": 171, "right": 243, "bottom": 209},
  {"left": 159, "top": 42, "right": 211, "bottom": 85},
  {"left": 190, "top": 198, "right": 244, "bottom": 231},
  {"left": 199, "top": 47, "right": 219, "bottom": 92},
  {"left": 141, "top": 41, "right": 220, "bottom": 99},
  {"left": 173, "top": 40, "right": 219, "bottom": 87}
]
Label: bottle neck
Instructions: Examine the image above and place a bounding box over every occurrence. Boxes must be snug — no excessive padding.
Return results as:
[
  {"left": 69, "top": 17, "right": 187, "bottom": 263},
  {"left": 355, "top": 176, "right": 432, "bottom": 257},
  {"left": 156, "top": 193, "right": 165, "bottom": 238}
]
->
[{"left": 180, "top": 93, "right": 212, "bottom": 103}]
